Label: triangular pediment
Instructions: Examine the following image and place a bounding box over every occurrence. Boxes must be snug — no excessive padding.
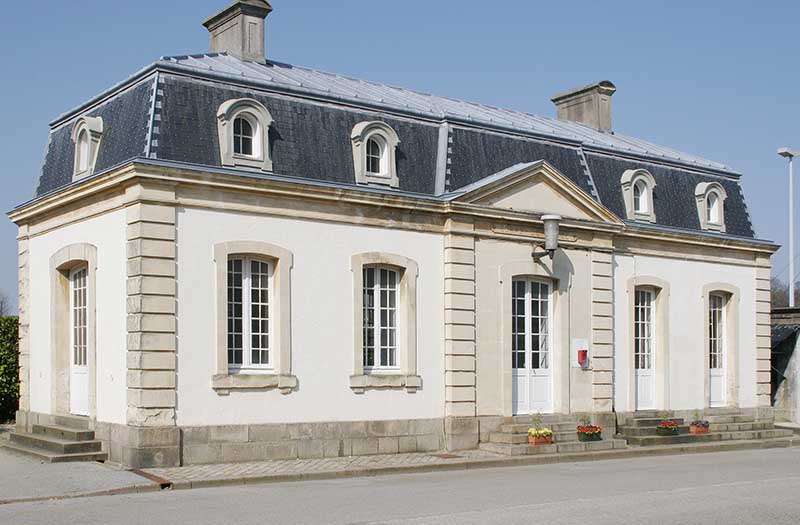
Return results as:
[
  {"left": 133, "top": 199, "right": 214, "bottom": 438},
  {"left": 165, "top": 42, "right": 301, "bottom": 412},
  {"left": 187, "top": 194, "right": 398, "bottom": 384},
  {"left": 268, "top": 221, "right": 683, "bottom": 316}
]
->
[{"left": 451, "top": 161, "right": 622, "bottom": 224}]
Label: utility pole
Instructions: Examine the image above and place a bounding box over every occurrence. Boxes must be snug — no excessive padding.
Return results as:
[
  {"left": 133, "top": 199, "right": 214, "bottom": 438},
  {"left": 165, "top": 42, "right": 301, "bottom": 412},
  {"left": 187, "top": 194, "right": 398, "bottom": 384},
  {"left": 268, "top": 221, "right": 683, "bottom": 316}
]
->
[{"left": 778, "top": 148, "right": 799, "bottom": 307}]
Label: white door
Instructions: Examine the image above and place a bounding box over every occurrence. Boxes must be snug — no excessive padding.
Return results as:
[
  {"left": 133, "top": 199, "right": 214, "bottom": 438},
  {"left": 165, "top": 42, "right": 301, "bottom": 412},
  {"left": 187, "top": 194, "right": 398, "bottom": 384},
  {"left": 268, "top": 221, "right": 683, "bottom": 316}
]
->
[
  {"left": 708, "top": 294, "right": 726, "bottom": 407},
  {"left": 69, "top": 266, "right": 89, "bottom": 416},
  {"left": 634, "top": 288, "right": 655, "bottom": 410},
  {"left": 512, "top": 280, "right": 553, "bottom": 415}
]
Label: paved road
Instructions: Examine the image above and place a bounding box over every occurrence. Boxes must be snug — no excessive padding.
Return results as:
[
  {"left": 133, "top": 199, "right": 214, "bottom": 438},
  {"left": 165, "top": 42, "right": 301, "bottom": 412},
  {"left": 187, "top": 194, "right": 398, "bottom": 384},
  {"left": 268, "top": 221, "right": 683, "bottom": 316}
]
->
[{"left": 3, "top": 448, "right": 800, "bottom": 524}]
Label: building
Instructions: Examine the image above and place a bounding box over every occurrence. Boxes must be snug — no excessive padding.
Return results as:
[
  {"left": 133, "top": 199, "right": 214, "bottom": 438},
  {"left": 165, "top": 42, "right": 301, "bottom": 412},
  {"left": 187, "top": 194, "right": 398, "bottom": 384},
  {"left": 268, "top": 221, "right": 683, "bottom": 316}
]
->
[
  {"left": 8, "top": 1, "right": 777, "bottom": 467},
  {"left": 771, "top": 308, "right": 800, "bottom": 423}
]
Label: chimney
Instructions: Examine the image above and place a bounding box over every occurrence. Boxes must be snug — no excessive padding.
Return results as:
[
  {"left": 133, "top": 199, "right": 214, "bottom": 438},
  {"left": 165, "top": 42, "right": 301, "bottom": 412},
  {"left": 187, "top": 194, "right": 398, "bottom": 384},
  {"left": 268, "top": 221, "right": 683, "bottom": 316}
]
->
[
  {"left": 551, "top": 81, "right": 616, "bottom": 132},
  {"left": 203, "top": 1, "right": 273, "bottom": 63}
]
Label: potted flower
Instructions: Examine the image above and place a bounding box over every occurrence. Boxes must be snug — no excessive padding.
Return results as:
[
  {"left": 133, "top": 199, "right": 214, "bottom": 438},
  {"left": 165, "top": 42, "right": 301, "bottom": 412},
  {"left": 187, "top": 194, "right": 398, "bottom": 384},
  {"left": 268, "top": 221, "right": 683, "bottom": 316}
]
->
[
  {"left": 528, "top": 413, "right": 553, "bottom": 445},
  {"left": 656, "top": 420, "right": 679, "bottom": 436},
  {"left": 689, "top": 411, "right": 709, "bottom": 435},
  {"left": 576, "top": 415, "right": 602, "bottom": 442}
]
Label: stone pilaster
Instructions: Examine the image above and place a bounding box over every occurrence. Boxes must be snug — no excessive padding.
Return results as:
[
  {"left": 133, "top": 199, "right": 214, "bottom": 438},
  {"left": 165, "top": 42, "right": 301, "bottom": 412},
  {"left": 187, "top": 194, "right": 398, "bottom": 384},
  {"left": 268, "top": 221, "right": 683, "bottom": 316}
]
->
[
  {"left": 443, "top": 218, "right": 478, "bottom": 450},
  {"left": 755, "top": 257, "right": 772, "bottom": 408},
  {"left": 590, "top": 249, "right": 614, "bottom": 413},
  {"left": 16, "top": 225, "right": 30, "bottom": 417},
  {"left": 126, "top": 203, "right": 177, "bottom": 427}
]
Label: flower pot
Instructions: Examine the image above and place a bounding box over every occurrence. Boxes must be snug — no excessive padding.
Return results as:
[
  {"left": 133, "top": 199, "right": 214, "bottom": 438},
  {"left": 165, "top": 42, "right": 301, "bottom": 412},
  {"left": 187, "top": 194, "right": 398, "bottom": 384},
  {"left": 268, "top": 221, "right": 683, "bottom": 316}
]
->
[
  {"left": 577, "top": 432, "right": 602, "bottom": 442},
  {"left": 656, "top": 426, "right": 679, "bottom": 436},
  {"left": 689, "top": 425, "right": 709, "bottom": 435},
  {"left": 529, "top": 435, "right": 552, "bottom": 446}
]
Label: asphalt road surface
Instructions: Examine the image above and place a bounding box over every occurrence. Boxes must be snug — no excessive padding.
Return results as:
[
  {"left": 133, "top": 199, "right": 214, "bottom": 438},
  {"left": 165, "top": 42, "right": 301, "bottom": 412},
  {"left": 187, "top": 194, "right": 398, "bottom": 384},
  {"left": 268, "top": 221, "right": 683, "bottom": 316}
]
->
[{"left": 3, "top": 447, "right": 800, "bottom": 524}]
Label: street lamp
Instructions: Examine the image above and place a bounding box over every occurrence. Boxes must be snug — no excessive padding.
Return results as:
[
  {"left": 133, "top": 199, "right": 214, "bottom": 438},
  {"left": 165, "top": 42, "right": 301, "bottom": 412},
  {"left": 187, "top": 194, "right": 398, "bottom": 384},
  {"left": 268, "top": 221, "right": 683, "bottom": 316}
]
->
[
  {"left": 532, "top": 214, "right": 561, "bottom": 261},
  {"left": 778, "top": 147, "right": 800, "bottom": 307}
]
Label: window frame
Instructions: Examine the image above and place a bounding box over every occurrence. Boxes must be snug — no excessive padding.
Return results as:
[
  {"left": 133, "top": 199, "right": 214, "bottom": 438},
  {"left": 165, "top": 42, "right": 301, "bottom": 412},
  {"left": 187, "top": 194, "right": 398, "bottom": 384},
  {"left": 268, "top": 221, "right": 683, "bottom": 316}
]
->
[
  {"left": 213, "top": 241, "right": 296, "bottom": 394},
  {"left": 71, "top": 116, "right": 104, "bottom": 179},
  {"left": 350, "top": 252, "right": 421, "bottom": 393},
  {"left": 217, "top": 98, "right": 274, "bottom": 172},
  {"left": 695, "top": 182, "right": 727, "bottom": 232},
  {"left": 362, "top": 266, "right": 401, "bottom": 372},
  {"left": 708, "top": 293, "right": 725, "bottom": 371},
  {"left": 511, "top": 278, "right": 552, "bottom": 372},
  {"left": 226, "top": 256, "right": 274, "bottom": 373},
  {"left": 621, "top": 169, "right": 657, "bottom": 223},
  {"left": 70, "top": 265, "right": 89, "bottom": 369},
  {"left": 634, "top": 287, "right": 655, "bottom": 371},
  {"left": 351, "top": 121, "right": 401, "bottom": 188}
]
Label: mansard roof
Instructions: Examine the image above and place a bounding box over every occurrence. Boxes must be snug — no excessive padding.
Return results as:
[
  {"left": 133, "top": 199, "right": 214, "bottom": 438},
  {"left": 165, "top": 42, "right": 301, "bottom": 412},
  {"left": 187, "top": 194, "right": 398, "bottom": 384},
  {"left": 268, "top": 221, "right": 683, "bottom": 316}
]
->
[{"left": 34, "top": 52, "right": 756, "bottom": 239}]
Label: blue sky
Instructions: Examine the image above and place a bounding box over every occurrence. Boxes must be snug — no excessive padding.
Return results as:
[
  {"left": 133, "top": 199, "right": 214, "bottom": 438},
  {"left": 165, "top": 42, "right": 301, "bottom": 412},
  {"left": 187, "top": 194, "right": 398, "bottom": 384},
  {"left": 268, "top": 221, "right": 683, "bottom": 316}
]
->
[{"left": 1, "top": 0, "right": 799, "bottom": 312}]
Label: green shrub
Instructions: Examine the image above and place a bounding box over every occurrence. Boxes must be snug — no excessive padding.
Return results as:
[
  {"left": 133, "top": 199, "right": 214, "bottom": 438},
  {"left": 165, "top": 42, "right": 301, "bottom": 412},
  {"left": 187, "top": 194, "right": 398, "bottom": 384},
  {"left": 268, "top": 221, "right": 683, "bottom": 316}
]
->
[{"left": 0, "top": 317, "right": 19, "bottom": 422}]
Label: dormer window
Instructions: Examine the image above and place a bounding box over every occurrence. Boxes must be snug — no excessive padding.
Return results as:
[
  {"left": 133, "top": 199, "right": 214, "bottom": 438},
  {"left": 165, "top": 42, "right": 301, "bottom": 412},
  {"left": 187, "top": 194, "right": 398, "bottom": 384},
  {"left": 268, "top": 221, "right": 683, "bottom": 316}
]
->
[
  {"left": 217, "top": 98, "right": 273, "bottom": 172},
  {"left": 71, "top": 116, "right": 103, "bottom": 179},
  {"left": 351, "top": 121, "right": 400, "bottom": 188},
  {"left": 695, "top": 182, "right": 727, "bottom": 232},
  {"left": 621, "top": 169, "right": 657, "bottom": 223}
]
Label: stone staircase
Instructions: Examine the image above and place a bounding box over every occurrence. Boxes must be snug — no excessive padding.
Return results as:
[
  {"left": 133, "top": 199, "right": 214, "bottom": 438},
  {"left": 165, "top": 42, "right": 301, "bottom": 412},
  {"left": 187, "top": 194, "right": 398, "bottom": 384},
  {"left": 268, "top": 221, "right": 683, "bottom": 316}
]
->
[
  {"left": 619, "top": 410, "right": 793, "bottom": 447},
  {"left": 3, "top": 415, "right": 107, "bottom": 463},
  {"left": 480, "top": 414, "right": 627, "bottom": 456}
]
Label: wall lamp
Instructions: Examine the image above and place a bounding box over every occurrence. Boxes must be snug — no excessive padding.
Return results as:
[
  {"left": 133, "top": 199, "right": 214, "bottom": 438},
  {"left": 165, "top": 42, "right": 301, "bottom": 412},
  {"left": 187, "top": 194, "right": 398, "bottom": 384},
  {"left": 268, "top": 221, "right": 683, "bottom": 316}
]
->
[{"left": 532, "top": 214, "right": 561, "bottom": 261}]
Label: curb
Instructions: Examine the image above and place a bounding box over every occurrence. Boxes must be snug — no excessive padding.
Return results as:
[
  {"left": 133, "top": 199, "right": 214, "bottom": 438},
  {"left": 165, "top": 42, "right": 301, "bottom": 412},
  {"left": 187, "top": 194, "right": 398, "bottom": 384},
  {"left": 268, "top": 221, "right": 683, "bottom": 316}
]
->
[
  {"left": 163, "top": 436, "right": 800, "bottom": 491},
  {"left": 0, "top": 482, "right": 162, "bottom": 506}
]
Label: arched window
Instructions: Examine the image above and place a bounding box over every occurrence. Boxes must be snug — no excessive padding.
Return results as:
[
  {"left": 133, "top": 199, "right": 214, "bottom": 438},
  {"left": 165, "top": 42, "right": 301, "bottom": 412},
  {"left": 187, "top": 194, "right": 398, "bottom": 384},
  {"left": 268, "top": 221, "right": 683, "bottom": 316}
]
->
[
  {"left": 695, "top": 182, "right": 727, "bottom": 232},
  {"left": 233, "top": 116, "right": 255, "bottom": 157},
  {"left": 351, "top": 121, "right": 400, "bottom": 188},
  {"left": 71, "top": 116, "right": 103, "bottom": 179},
  {"left": 621, "top": 169, "right": 657, "bottom": 222},
  {"left": 217, "top": 98, "right": 274, "bottom": 172}
]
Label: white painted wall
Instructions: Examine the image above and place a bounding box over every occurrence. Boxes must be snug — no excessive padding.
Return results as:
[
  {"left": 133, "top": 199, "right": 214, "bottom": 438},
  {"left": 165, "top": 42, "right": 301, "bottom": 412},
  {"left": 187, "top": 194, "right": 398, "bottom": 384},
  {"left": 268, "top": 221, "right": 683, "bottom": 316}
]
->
[
  {"left": 175, "top": 208, "right": 445, "bottom": 426},
  {"left": 28, "top": 210, "right": 128, "bottom": 424},
  {"left": 613, "top": 253, "right": 757, "bottom": 412}
]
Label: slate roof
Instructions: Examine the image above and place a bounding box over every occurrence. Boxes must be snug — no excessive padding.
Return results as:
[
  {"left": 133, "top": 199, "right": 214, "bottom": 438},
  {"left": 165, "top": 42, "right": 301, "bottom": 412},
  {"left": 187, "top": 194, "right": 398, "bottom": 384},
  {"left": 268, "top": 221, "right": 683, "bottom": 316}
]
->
[{"left": 33, "top": 52, "right": 758, "bottom": 239}]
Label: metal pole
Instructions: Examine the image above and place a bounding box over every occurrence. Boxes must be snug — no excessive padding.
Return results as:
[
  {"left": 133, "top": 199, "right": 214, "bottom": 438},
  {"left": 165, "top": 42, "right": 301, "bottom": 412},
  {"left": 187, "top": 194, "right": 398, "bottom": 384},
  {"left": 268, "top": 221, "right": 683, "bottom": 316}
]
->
[{"left": 791, "top": 155, "right": 795, "bottom": 307}]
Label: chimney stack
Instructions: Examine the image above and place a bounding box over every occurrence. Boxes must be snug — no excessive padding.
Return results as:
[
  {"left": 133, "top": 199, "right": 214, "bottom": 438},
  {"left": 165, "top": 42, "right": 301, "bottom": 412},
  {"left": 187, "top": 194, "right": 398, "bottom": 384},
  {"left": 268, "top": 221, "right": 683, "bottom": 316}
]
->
[
  {"left": 203, "top": 1, "right": 273, "bottom": 63},
  {"left": 551, "top": 81, "right": 616, "bottom": 132}
]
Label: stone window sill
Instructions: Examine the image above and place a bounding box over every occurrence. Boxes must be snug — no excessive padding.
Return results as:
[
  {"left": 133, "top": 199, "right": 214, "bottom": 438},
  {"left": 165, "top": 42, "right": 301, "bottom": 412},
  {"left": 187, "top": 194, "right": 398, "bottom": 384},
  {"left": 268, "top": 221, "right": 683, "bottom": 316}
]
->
[
  {"left": 212, "top": 373, "right": 297, "bottom": 395},
  {"left": 349, "top": 374, "right": 422, "bottom": 394}
]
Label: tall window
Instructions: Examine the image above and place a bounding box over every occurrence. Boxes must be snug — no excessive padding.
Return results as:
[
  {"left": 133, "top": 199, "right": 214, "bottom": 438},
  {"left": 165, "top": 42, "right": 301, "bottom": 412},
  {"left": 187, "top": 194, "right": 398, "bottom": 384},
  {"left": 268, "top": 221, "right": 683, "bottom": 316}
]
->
[
  {"left": 366, "top": 137, "right": 384, "bottom": 175},
  {"left": 76, "top": 130, "right": 89, "bottom": 173},
  {"left": 634, "top": 288, "right": 654, "bottom": 370},
  {"left": 709, "top": 294, "right": 725, "bottom": 369},
  {"left": 706, "top": 193, "right": 719, "bottom": 224},
  {"left": 633, "top": 180, "right": 648, "bottom": 213},
  {"left": 233, "top": 116, "right": 255, "bottom": 157},
  {"left": 71, "top": 267, "right": 88, "bottom": 368},
  {"left": 362, "top": 266, "right": 398, "bottom": 370},
  {"left": 511, "top": 279, "right": 550, "bottom": 370},
  {"left": 227, "top": 257, "right": 271, "bottom": 371}
]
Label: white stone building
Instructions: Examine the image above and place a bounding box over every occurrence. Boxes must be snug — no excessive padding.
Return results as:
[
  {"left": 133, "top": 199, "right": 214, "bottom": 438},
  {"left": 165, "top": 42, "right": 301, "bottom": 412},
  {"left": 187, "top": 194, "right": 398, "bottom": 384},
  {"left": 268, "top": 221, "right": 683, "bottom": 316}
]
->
[{"left": 8, "top": 1, "right": 777, "bottom": 467}]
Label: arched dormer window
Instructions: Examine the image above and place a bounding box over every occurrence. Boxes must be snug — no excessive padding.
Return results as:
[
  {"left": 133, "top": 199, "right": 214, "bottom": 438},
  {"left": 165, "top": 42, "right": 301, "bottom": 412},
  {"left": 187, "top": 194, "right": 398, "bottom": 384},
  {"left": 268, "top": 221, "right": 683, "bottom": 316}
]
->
[
  {"left": 695, "top": 182, "right": 727, "bottom": 232},
  {"left": 621, "top": 169, "right": 657, "bottom": 223},
  {"left": 71, "top": 116, "right": 103, "bottom": 179},
  {"left": 217, "top": 98, "right": 273, "bottom": 172},
  {"left": 351, "top": 121, "right": 400, "bottom": 188}
]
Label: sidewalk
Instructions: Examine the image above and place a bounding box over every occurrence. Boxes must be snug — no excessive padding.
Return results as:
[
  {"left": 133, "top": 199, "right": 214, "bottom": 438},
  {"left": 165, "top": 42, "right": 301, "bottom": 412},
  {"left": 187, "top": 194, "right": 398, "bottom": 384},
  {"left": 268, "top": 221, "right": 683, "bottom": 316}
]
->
[
  {"left": 145, "top": 435, "right": 800, "bottom": 490},
  {"left": 0, "top": 445, "right": 157, "bottom": 504}
]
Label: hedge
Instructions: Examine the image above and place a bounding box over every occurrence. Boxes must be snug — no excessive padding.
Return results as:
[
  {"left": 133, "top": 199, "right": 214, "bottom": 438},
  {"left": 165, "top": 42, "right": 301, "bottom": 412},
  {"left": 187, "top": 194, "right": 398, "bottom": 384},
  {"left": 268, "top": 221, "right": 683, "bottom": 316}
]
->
[{"left": 0, "top": 317, "right": 19, "bottom": 422}]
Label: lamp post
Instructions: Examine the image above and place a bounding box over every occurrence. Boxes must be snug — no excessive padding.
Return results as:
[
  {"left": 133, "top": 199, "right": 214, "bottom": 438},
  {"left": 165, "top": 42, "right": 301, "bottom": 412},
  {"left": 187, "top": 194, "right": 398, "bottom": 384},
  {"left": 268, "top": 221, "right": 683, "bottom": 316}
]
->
[
  {"left": 778, "top": 148, "right": 800, "bottom": 307},
  {"left": 533, "top": 214, "right": 562, "bottom": 261}
]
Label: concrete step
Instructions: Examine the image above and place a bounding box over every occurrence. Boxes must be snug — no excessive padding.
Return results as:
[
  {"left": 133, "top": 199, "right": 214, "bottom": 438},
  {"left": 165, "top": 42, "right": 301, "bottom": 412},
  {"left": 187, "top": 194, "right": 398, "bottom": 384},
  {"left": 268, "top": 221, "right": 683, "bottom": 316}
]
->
[
  {"left": 620, "top": 425, "right": 690, "bottom": 437},
  {"left": 775, "top": 423, "right": 800, "bottom": 435},
  {"left": 478, "top": 442, "right": 557, "bottom": 456},
  {"left": 490, "top": 430, "right": 579, "bottom": 444},
  {"left": 52, "top": 415, "right": 91, "bottom": 430},
  {"left": 9, "top": 432, "right": 102, "bottom": 455},
  {"left": 32, "top": 424, "right": 95, "bottom": 442},
  {"left": 505, "top": 414, "right": 580, "bottom": 425},
  {"left": 624, "top": 429, "right": 794, "bottom": 447},
  {"left": 706, "top": 415, "right": 755, "bottom": 424},
  {"left": 480, "top": 439, "right": 626, "bottom": 456},
  {"left": 554, "top": 431, "right": 579, "bottom": 443},
  {"left": 499, "top": 422, "right": 579, "bottom": 434},
  {"left": 629, "top": 417, "right": 684, "bottom": 427},
  {"left": 709, "top": 422, "right": 772, "bottom": 433},
  {"left": 1, "top": 442, "right": 107, "bottom": 463},
  {"left": 703, "top": 407, "right": 748, "bottom": 416}
]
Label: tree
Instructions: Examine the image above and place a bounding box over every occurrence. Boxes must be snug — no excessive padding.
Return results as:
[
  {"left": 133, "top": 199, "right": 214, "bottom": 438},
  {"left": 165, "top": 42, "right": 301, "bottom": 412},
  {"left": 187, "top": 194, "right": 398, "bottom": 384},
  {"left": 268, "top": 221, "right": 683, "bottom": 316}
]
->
[{"left": 772, "top": 278, "right": 789, "bottom": 308}]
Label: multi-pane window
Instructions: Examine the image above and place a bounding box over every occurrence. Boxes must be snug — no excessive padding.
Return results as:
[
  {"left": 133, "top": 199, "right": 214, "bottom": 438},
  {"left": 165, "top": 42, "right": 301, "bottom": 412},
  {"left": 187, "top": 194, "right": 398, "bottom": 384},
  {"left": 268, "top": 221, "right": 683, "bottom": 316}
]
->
[
  {"left": 366, "top": 137, "right": 383, "bottom": 175},
  {"left": 634, "top": 288, "right": 654, "bottom": 370},
  {"left": 227, "top": 257, "right": 271, "bottom": 370},
  {"left": 706, "top": 193, "right": 719, "bottom": 224},
  {"left": 76, "top": 130, "right": 89, "bottom": 173},
  {"left": 71, "top": 267, "right": 88, "bottom": 367},
  {"left": 363, "top": 266, "right": 398, "bottom": 369},
  {"left": 633, "top": 180, "right": 648, "bottom": 213},
  {"left": 709, "top": 294, "right": 725, "bottom": 369},
  {"left": 511, "top": 279, "right": 550, "bottom": 370},
  {"left": 233, "top": 116, "right": 254, "bottom": 156}
]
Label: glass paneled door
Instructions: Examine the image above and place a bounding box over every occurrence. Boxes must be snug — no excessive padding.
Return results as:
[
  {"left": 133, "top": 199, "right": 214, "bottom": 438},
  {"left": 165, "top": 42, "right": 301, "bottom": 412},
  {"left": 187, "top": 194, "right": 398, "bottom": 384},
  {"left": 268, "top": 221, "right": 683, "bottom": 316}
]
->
[
  {"left": 69, "top": 266, "right": 89, "bottom": 416},
  {"left": 708, "top": 294, "right": 726, "bottom": 407},
  {"left": 512, "top": 279, "right": 553, "bottom": 414},
  {"left": 634, "top": 288, "right": 655, "bottom": 410}
]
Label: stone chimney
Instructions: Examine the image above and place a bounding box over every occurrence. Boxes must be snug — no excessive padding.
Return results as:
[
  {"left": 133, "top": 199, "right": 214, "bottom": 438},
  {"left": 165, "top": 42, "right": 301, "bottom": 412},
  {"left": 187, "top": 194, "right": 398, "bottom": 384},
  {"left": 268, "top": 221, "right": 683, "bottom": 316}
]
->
[
  {"left": 551, "top": 81, "right": 616, "bottom": 132},
  {"left": 203, "top": 0, "right": 273, "bottom": 62}
]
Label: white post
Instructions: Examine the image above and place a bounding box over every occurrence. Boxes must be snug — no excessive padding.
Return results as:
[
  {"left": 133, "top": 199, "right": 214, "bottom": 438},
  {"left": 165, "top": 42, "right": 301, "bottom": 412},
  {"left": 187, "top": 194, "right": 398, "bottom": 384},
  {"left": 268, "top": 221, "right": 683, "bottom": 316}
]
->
[{"left": 791, "top": 155, "right": 795, "bottom": 307}]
